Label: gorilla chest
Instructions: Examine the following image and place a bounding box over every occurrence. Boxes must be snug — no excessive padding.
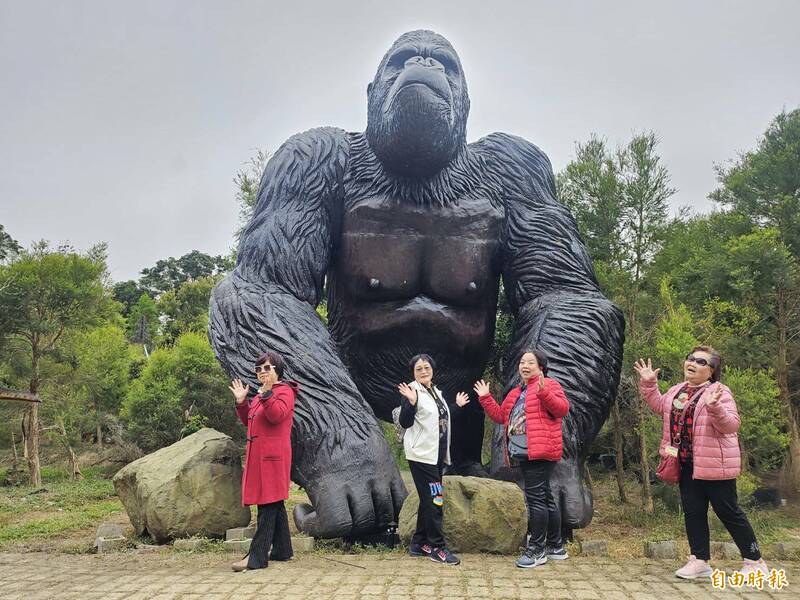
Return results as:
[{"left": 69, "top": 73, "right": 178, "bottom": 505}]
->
[{"left": 335, "top": 195, "right": 502, "bottom": 305}]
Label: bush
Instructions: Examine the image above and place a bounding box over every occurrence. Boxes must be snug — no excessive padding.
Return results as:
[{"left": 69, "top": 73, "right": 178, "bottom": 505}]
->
[{"left": 725, "top": 367, "right": 789, "bottom": 471}]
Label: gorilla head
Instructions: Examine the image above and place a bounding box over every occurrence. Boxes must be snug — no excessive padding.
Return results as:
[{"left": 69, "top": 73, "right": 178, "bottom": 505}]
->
[{"left": 366, "top": 30, "right": 470, "bottom": 178}]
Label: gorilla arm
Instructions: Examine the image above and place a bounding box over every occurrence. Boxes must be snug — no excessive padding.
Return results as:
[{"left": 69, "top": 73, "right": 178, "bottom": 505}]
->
[
  {"left": 209, "top": 128, "right": 406, "bottom": 537},
  {"left": 475, "top": 133, "right": 625, "bottom": 529}
]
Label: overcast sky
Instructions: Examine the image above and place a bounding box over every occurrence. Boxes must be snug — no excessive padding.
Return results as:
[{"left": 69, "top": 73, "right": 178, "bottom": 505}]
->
[{"left": 2, "top": 1, "right": 799, "bottom": 282}]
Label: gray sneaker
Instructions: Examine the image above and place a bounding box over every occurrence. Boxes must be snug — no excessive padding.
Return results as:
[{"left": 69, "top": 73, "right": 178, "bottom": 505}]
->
[
  {"left": 546, "top": 545, "right": 569, "bottom": 560},
  {"left": 516, "top": 548, "right": 547, "bottom": 568}
]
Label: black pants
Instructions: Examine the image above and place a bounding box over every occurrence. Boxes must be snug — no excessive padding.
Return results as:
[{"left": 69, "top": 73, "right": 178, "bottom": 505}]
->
[
  {"left": 247, "top": 500, "right": 293, "bottom": 569},
  {"left": 679, "top": 463, "right": 760, "bottom": 561},
  {"left": 409, "top": 460, "right": 446, "bottom": 549},
  {"left": 519, "top": 459, "right": 562, "bottom": 553}
]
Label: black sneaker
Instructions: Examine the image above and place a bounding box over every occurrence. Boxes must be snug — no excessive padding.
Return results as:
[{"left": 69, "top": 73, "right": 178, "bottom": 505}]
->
[
  {"left": 409, "top": 542, "right": 433, "bottom": 557},
  {"left": 516, "top": 548, "right": 547, "bottom": 568},
  {"left": 546, "top": 545, "right": 569, "bottom": 560},
  {"left": 430, "top": 547, "right": 461, "bottom": 565}
]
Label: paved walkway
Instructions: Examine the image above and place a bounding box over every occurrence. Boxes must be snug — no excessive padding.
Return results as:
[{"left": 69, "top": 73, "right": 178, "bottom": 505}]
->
[{"left": 0, "top": 552, "right": 796, "bottom": 599}]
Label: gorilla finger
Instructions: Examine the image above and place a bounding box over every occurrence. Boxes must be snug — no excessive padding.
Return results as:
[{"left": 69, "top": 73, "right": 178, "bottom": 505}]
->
[
  {"left": 347, "top": 489, "right": 377, "bottom": 534},
  {"left": 292, "top": 503, "right": 320, "bottom": 536},
  {"left": 371, "top": 484, "right": 394, "bottom": 528},
  {"left": 390, "top": 473, "right": 409, "bottom": 518}
]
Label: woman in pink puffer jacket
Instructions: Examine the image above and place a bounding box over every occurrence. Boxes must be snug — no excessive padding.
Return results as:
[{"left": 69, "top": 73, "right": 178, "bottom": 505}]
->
[{"left": 635, "top": 346, "right": 767, "bottom": 580}]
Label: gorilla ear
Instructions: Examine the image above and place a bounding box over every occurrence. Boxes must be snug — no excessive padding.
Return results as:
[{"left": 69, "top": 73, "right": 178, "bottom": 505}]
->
[{"left": 367, "top": 82, "right": 373, "bottom": 97}]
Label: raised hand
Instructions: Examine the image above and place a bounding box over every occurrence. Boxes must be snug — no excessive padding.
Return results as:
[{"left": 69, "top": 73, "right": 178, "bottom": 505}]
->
[
  {"left": 473, "top": 379, "right": 491, "bottom": 397},
  {"left": 397, "top": 382, "right": 417, "bottom": 405},
  {"left": 228, "top": 379, "right": 250, "bottom": 404},
  {"left": 455, "top": 391, "right": 470, "bottom": 407},
  {"left": 633, "top": 358, "right": 660, "bottom": 384},
  {"left": 707, "top": 383, "right": 723, "bottom": 405},
  {"left": 538, "top": 374, "right": 545, "bottom": 391}
]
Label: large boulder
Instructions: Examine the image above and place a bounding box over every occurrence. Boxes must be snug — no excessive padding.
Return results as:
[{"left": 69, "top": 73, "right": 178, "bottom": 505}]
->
[
  {"left": 113, "top": 428, "right": 250, "bottom": 543},
  {"left": 398, "top": 475, "right": 527, "bottom": 554}
]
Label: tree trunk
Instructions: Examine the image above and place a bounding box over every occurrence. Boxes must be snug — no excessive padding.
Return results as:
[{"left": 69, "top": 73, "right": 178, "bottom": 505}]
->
[
  {"left": 776, "top": 288, "right": 800, "bottom": 496},
  {"left": 26, "top": 345, "right": 42, "bottom": 487},
  {"left": 11, "top": 432, "right": 19, "bottom": 471},
  {"left": 611, "top": 398, "right": 628, "bottom": 503},
  {"left": 638, "top": 396, "right": 653, "bottom": 513},
  {"left": 25, "top": 404, "right": 42, "bottom": 487},
  {"left": 58, "top": 422, "right": 83, "bottom": 481},
  {"left": 96, "top": 419, "right": 103, "bottom": 449}
]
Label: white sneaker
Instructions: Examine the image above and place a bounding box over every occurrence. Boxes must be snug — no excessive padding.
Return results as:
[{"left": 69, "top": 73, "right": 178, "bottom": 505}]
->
[
  {"left": 741, "top": 558, "right": 768, "bottom": 577},
  {"left": 675, "top": 555, "right": 713, "bottom": 579}
]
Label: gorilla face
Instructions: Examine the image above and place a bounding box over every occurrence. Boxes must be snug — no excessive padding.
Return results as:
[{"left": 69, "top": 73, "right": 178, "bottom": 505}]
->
[{"left": 366, "top": 30, "right": 470, "bottom": 178}]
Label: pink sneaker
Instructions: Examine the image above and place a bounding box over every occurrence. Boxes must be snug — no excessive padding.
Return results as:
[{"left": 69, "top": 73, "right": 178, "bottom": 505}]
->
[
  {"left": 740, "top": 558, "right": 768, "bottom": 577},
  {"left": 675, "top": 555, "right": 713, "bottom": 579}
]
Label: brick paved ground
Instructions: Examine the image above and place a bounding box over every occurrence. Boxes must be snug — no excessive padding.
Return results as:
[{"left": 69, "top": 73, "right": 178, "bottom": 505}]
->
[{"left": 0, "top": 552, "right": 796, "bottom": 599}]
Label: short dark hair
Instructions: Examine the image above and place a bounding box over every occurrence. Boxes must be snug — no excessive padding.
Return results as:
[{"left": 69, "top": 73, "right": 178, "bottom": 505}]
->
[
  {"left": 691, "top": 345, "right": 722, "bottom": 383},
  {"left": 408, "top": 353, "right": 436, "bottom": 376},
  {"left": 520, "top": 348, "right": 548, "bottom": 377},
  {"left": 255, "top": 350, "right": 285, "bottom": 380}
]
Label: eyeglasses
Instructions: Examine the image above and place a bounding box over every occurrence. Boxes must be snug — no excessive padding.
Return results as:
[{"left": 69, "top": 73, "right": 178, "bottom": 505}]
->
[
  {"left": 685, "top": 354, "right": 713, "bottom": 367},
  {"left": 255, "top": 364, "right": 274, "bottom": 373},
  {"left": 414, "top": 366, "right": 432, "bottom": 372}
]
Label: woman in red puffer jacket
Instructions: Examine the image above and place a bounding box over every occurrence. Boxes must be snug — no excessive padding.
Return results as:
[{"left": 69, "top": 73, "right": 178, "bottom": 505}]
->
[{"left": 475, "top": 349, "right": 569, "bottom": 569}]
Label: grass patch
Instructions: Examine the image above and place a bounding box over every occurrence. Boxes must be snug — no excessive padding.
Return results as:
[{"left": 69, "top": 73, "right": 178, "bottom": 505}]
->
[
  {"left": 0, "top": 464, "right": 124, "bottom": 548},
  {"left": 583, "top": 469, "right": 800, "bottom": 557}
]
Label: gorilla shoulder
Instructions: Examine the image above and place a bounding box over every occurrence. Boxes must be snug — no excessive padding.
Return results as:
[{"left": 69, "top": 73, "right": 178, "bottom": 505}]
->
[
  {"left": 471, "top": 132, "right": 557, "bottom": 198},
  {"left": 264, "top": 126, "right": 351, "bottom": 187}
]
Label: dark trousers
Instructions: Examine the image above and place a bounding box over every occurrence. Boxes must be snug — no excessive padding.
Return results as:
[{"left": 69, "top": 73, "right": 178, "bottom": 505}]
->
[
  {"left": 519, "top": 459, "right": 562, "bottom": 553},
  {"left": 247, "top": 500, "right": 293, "bottom": 569},
  {"left": 409, "top": 460, "right": 446, "bottom": 549},
  {"left": 679, "top": 463, "right": 760, "bottom": 561}
]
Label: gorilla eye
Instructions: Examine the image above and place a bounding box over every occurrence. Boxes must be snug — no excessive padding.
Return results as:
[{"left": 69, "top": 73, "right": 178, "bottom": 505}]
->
[
  {"left": 388, "top": 50, "right": 417, "bottom": 69},
  {"left": 433, "top": 53, "right": 459, "bottom": 73}
]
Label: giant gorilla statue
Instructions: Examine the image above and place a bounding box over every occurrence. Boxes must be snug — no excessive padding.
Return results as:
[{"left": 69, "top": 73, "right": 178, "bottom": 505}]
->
[{"left": 210, "top": 30, "right": 624, "bottom": 539}]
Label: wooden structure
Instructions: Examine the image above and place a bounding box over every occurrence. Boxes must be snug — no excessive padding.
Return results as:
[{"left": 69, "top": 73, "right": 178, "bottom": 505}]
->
[{"left": 0, "top": 386, "right": 41, "bottom": 404}]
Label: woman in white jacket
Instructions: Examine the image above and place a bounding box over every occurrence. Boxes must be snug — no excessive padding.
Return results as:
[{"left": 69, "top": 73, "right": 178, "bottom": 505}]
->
[{"left": 398, "top": 353, "right": 469, "bottom": 566}]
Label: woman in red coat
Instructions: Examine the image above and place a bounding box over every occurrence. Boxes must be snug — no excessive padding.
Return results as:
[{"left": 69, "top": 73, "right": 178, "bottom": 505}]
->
[
  {"left": 474, "top": 349, "right": 569, "bottom": 569},
  {"left": 229, "top": 350, "right": 297, "bottom": 572}
]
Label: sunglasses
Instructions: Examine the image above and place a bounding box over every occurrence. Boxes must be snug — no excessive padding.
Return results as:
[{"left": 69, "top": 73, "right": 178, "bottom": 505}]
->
[
  {"left": 685, "top": 354, "right": 713, "bottom": 367},
  {"left": 255, "top": 364, "right": 275, "bottom": 373}
]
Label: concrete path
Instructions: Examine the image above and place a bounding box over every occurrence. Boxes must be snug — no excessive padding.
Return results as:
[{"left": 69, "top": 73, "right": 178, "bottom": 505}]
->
[{"left": 0, "top": 551, "right": 796, "bottom": 599}]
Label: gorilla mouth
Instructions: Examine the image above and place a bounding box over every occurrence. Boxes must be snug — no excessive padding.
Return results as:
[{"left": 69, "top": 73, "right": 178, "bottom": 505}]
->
[{"left": 387, "top": 67, "right": 452, "bottom": 110}]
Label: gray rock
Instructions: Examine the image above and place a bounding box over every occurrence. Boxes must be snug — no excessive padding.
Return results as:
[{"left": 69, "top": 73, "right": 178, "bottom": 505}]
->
[
  {"left": 224, "top": 539, "right": 251, "bottom": 553},
  {"left": 579, "top": 539, "right": 608, "bottom": 557},
  {"left": 173, "top": 538, "right": 208, "bottom": 551},
  {"left": 398, "top": 476, "right": 527, "bottom": 554},
  {"left": 95, "top": 523, "right": 125, "bottom": 539},
  {"left": 113, "top": 428, "right": 251, "bottom": 543},
  {"left": 710, "top": 541, "right": 740, "bottom": 560},
  {"left": 644, "top": 540, "right": 678, "bottom": 559},
  {"left": 226, "top": 525, "right": 256, "bottom": 541},
  {"left": 96, "top": 537, "right": 128, "bottom": 553},
  {"left": 773, "top": 542, "right": 800, "bottom": 560}
]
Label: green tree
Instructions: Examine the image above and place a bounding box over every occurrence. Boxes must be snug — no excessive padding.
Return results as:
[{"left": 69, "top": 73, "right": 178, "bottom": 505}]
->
[
  {"left": 233, "top": 149, "right": 271, "bottom": 242},
  {"left": 112, "top": 280, "right": 149, "bottom": 316},
  {"left": 0, "top": 243, "right": 107, "bottom": 485},
  {"left": 725, "top": 368, "right": 789, "bottom": 471},
  {"left": 121, "top": 332, "right": 241, "bottom": 451},
  {"left": 711, "top": 108, "right": 800, "bottom": 255},
  {"left": 127, "top": 293, "right": 159, "bottom": 352},
  {"left": 73, "top": 325, "right": 131, "bottom": 448},
  {"left": 139, "top": 251, "right": 232, "bottom": 296},
  {"left": 157, "top": 276, "right": 217, "bottom": 345},
  {"left": 0, "top": 224, "right": 21, "bottom": 263},
  {"left": 121, "top": 349, "right": 183, "bottom": 452}
]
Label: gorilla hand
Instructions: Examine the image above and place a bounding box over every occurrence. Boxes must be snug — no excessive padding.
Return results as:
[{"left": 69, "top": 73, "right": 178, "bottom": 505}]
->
[
  {"left": 550, "top": 457, "right": 593, "bottom": 530},
  {"left": 293, "top": 423, "right": 408, "bottom": 538}
]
